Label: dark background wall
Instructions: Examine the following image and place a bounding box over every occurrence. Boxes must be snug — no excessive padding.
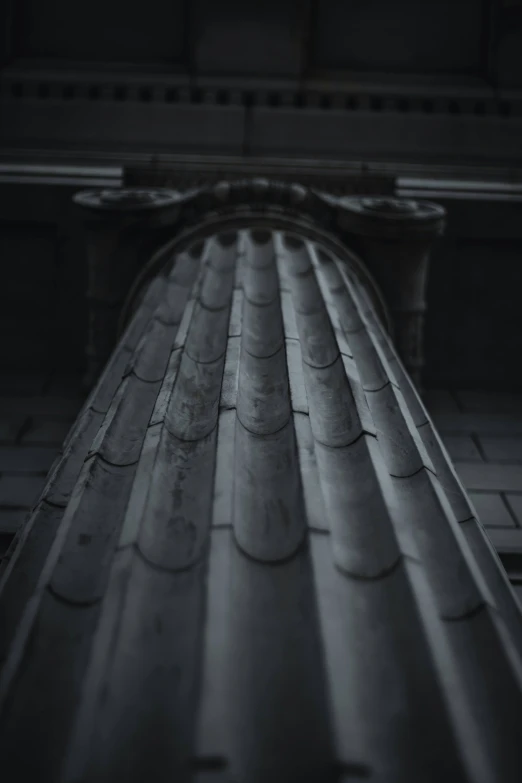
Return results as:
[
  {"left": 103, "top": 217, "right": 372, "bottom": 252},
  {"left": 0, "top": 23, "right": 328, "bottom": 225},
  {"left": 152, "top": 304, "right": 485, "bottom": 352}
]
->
[
  {"left": 0, "top": 183, "right": 87, "bottom": 376},
  {"left": 418, "top": 193, "right": 522, "bottom": 390},
  {"left": 2, "top": 0, "right": 509, "bottom": 81}
]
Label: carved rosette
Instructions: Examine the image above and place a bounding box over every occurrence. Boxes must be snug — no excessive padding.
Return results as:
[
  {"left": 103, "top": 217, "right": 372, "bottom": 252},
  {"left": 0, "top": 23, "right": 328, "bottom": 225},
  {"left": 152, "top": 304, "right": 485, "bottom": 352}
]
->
[
  {"left": 336, "top": 196, "right": 446, "bottom": 388},
  {"left": 74, "top": 188, "right": 181, "bottom": 388}
]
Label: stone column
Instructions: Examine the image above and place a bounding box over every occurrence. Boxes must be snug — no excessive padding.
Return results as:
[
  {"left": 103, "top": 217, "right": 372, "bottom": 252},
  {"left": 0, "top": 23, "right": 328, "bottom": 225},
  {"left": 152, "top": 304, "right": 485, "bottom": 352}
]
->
[
  {"left": 337, "top": 197, "right": 446, "bottom": 388},
  {"left": 73, "top": 188, "right": 180, "bottom": 389},
  {"left": 2, "top": 184, "right": 522, "bottom": 783}
]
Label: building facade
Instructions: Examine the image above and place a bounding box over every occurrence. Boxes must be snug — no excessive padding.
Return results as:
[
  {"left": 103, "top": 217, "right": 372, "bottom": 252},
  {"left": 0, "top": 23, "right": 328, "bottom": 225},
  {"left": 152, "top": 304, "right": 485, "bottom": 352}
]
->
[
  {"left": 0, "top": 181, "right": 521, "bottom": 781},
  {"left": 1, "top": 4, "right": 522, "bottom": 781}
]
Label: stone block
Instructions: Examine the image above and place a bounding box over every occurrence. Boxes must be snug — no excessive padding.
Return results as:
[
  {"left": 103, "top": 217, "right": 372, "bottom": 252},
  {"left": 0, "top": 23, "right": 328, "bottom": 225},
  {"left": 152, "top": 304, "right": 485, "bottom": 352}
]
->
[
  {"left": 456, "top": 462, "right": 522, "bottom": 492},
  {"left": 468, "top": 491, "right": 515, "bottom": 528},
  {"left": 0, "top": 475, "right": 46, "bottom": 508},
  {"left": 479, "top": 436, "right": 522, "bottom": 463},
  {"left": 442, "top": 435, "right": 482, "bottom": 462}
]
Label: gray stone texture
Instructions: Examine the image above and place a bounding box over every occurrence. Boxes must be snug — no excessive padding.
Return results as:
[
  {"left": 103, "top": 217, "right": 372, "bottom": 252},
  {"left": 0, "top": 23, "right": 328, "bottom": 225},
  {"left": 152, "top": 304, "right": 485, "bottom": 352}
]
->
[{"left": 1, "top": 223, "right": 522, "bottom": 782}]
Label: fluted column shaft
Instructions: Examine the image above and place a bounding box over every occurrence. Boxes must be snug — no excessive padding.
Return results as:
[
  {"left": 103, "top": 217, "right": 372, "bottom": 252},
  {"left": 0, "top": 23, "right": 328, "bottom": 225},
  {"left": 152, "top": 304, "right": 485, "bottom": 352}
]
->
[{"left": 1, "top": 183, "right": 521, "bottom": 783}]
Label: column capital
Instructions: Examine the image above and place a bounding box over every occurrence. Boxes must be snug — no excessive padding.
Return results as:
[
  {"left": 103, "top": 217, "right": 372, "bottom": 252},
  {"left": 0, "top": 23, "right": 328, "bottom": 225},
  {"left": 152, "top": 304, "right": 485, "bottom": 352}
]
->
[
  {"left": 336, "top": 196, "right": 447, "bottom": 388},
  {"left": 73, "top": 187, "right": 181, "bottom": 222},
  {"left": 337, "top": 196, "right": 446, "bottom": 239},
  {"left": 74, "top": 187, "right": 181, "bottom": 388}
]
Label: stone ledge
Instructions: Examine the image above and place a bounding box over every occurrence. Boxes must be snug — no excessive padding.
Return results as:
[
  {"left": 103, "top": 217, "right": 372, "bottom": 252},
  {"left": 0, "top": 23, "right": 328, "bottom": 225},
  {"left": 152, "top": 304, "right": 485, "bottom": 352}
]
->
[{"left": 455, "top": 463, "right": 522, "bottom": 492}]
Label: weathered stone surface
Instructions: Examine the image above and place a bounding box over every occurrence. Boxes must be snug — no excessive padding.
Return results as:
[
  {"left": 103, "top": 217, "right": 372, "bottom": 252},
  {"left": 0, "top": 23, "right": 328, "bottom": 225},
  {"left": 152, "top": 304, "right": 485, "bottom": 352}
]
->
[{"left": 1, "top": 198, "right": 522, "bottom": 783}]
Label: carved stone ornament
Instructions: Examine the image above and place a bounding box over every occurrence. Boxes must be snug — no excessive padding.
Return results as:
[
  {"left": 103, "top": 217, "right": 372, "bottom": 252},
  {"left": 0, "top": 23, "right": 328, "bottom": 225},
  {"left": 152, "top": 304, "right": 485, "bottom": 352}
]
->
[
  {"left": 74, "top": 187, "right": 185, "bottom": 388},
  {"left": 336, "top": 195, "right": 446, "bottom": 388},
  {"left": 337, "top": 195, "right": 446, "bottom": 238},
  {"left": 74, "top": 181, "right": 446, "bottom": 389},
  {"left": 73, "top": 187, "right": 180, "bottom": 212}
]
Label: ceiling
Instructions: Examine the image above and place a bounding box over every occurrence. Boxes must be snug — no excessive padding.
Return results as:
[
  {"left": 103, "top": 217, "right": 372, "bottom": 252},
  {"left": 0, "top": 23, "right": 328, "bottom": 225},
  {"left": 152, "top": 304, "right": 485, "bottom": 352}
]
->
[{"left": 6, "top": 0, "right": 522, "bottom": 87}]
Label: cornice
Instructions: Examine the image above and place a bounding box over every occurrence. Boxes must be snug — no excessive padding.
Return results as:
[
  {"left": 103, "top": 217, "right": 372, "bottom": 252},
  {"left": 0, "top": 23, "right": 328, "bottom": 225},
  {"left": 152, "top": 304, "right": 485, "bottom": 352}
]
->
[
  {"left": 3, "top": 150, "right": 522, "bottom": 192},
  {"left": 1, "top": 67, "right": 520, "bottom": 118}
]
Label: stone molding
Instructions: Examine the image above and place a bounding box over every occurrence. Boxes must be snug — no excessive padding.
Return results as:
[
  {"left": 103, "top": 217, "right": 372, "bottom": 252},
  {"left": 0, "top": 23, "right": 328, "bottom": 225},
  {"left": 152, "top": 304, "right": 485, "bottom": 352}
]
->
[
  {"left": 74, "top": 180, "right": 446, "bottom": 387},
  {"left": 2, "top": 69, "right": 519, "bottom": 117}
]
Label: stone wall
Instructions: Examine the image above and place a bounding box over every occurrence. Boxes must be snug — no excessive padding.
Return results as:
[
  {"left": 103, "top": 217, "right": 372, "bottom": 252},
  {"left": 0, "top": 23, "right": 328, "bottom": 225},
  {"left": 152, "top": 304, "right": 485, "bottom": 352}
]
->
[{"left": 425, "top": 388, "right": 522, "bottom": 599}]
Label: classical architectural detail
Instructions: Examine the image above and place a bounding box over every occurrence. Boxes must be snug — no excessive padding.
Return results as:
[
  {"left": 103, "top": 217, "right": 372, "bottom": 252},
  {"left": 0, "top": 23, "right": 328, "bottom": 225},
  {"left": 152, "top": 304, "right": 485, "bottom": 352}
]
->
[
  {"left": 75, "top": 182, "right": 444, "bottom": 387},
  {"left": 75, "top": 188, "right": 180, "bottom": 212},
  {"left": 338, "top": 196, "right": 446, "bottom": 387},
  {"left": 74, "top": 187, "right": 180, "bottom": 388},
  {"left": 1, "top": 67, "right": 520, "bottom": 165},
  {"left": 1, "top": 219, "right": 522, "bottom": 782}
]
